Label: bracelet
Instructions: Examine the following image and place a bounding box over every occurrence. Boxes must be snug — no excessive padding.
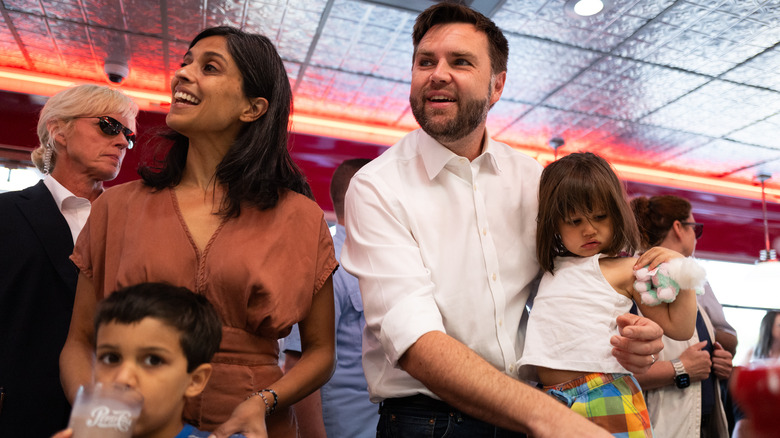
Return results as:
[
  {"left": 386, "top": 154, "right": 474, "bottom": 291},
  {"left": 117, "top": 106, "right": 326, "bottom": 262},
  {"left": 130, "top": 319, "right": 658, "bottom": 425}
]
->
[{"left": 247, "top": 388, "right": 278, "bottom": 416}]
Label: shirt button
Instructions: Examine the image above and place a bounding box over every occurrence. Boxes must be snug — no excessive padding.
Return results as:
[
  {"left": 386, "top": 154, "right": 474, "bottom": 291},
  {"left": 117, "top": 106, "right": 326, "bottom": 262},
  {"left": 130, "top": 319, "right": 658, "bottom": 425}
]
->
[
  {"left": 492, "top": 273, "right": 497, "bottom": 281},
  {"left": 473, "top": 184, "right": 477, "bottom": 191},
  {"left": 509, "top": 364, "right": 516, "bottom": 373},
  {"left": 498, "top": 319, "right": 503, "bottom": 326},
  {"left": 482, "top": 227, "right": 487, "bottom": 235}
]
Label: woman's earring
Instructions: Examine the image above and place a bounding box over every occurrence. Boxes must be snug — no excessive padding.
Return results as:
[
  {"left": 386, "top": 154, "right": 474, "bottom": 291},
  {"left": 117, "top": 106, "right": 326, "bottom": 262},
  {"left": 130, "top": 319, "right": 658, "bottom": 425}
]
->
[{"left": 43, "top": 143, "right": 53, "bottom": 174}]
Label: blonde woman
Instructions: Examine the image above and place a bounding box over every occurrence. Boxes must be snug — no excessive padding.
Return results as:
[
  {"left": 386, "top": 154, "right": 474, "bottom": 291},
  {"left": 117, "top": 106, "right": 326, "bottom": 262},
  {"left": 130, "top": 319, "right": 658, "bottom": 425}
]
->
[{"left": 0, "top": 84, "right": 137, "bottom": 437}]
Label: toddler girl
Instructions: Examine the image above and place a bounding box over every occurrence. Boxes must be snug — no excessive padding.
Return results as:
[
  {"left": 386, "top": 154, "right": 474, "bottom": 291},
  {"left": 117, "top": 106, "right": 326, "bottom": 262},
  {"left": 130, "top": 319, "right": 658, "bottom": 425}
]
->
[{"left": 518, "top": 152, "right": 699, "bottom": 437}]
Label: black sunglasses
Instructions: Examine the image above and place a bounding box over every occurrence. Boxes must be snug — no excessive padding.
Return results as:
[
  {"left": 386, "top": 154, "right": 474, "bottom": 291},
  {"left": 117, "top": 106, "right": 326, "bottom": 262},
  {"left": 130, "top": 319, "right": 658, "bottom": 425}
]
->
[
  {"left": 76, "top": 116, "right": 136, "bottom": 149},
  {"left": 680, "top": 222, "right": 703, "bottom": 240}
]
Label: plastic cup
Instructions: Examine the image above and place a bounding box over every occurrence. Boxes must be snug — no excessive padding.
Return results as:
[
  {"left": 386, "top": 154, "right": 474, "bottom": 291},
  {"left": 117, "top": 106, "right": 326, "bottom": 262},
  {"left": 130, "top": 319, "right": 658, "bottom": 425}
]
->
[
  {"left": 730, "top": 359, "right": 780, "bottom": 438},
  {"left": 67, "top": 383, "right": 144, "bottom": 438}
]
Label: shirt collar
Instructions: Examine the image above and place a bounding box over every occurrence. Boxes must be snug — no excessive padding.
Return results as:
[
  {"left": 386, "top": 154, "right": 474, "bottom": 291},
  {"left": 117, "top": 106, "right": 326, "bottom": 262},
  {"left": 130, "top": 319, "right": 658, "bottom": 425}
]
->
[
  {"left": 42, "top": 174, "right": 80, "bottom": 209},
  {"left": 419, "top": 129, "right": 502, "bottom": 181}
]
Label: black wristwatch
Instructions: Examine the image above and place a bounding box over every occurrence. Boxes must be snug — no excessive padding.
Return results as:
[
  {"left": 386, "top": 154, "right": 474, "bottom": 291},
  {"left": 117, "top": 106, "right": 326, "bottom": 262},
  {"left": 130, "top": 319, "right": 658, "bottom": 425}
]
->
[{"left": 671, "top": 358, "right": 690, "bottom": 389}]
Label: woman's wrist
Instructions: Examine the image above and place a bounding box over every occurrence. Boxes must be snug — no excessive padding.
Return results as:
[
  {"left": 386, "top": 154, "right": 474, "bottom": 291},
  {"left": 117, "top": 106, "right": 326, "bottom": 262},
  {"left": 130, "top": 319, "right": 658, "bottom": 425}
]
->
[{"left": 247, "top": 388, "right": 278, "bottom": 416}]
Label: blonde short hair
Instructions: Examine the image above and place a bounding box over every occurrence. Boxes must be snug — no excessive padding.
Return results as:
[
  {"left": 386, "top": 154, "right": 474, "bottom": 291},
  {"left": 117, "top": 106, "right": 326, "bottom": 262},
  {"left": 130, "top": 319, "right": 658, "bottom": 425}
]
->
[{"left": 31, "top": 85, "right": 138, "bottom": 172}]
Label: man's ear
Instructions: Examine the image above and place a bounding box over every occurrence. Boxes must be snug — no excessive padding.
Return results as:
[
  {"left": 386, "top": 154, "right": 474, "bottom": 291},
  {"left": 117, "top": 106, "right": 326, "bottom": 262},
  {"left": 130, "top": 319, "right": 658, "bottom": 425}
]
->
[
  {"left": 184, "top": 363, "right": 213, "bottom": 398},
  {"left": 239, "top": 97, "right": 269, "bottom": 123},
  {"left": 489, "top": 71, "right": 506, "bottom": 106}
]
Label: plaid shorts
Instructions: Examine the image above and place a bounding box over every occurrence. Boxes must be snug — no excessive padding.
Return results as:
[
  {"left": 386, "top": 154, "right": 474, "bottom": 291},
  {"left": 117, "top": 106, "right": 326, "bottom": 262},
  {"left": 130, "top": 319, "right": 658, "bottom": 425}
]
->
[{"left": 544, "top": 372, "right": 653, "bottom": 438}]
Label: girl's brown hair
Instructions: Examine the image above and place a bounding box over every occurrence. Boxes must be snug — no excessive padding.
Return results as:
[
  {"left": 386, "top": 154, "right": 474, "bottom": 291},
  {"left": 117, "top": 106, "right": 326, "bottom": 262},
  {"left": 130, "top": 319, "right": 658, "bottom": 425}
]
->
[{"left": 536, "top": 152, "right": 639, "bottom": 273}]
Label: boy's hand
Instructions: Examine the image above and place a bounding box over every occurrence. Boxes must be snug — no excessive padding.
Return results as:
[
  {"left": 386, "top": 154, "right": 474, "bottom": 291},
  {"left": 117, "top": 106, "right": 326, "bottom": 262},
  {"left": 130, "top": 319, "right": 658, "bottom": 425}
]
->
[
  {"left": 610, "top": 313, "right": 664, "bottom": 374},
  {"left": 51, "top": 428, "right": 73, "bottom": 438},
  {"left": 209, "top": 396, "right": 267, "bottom": 438}
]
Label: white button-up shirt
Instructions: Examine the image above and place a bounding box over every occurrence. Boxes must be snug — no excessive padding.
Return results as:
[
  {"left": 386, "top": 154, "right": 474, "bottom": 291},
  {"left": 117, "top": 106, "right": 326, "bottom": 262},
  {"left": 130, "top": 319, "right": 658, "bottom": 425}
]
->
[
  {"left": 342, "top": 129, "right": 542, "bottom": 402},
  {"left": 42, "top": 175, "right": 92, "bottom": 244}
]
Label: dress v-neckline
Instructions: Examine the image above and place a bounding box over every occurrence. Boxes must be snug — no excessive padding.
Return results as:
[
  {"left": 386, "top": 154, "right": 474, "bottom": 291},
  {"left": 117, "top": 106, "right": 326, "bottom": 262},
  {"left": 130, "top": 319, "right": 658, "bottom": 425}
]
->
[{"left": 169, "top": 187, "right": 228, "bottom": 258}]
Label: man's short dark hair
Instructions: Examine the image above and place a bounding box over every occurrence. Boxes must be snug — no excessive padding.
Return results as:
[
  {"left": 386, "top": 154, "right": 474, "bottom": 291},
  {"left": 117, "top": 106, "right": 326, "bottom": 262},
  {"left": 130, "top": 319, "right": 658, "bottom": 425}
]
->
[
  {"left": 94, "top": 283, "right": 222, "bottom": 372},
  {"left": 413, "top": 2, "right": 509, "bottom": 75},
  {"left": 330, "top": 158, "right": 371, "bottom": 221}
]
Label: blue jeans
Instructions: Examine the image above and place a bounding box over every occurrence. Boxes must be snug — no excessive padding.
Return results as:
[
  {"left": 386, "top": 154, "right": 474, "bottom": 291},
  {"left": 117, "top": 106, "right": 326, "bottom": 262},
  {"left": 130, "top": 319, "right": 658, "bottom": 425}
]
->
[{"left": 377, "top": 395, "right": 526, "bottom": 438}]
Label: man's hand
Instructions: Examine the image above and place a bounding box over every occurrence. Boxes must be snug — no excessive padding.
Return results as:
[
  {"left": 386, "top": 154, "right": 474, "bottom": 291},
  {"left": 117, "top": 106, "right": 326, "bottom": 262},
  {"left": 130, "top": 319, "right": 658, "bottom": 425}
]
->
[
  {"left": 610, "top": 313, "right": 663, "bottom": 374},
  {"left": 679, "top": 340, "right": 712, "bottom": 382},
  {"left": 711, "top": 342, "right": 734, "bottom": 380},
  {"left": 208, "top": 396, "right": 268, "bottom": 438}
]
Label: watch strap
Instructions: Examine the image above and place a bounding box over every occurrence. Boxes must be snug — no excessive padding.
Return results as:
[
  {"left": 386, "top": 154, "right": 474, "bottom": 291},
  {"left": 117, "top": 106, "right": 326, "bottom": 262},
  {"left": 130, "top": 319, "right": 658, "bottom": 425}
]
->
[{"left": 671, "top": 358, "right": 687, "bottom": 376}]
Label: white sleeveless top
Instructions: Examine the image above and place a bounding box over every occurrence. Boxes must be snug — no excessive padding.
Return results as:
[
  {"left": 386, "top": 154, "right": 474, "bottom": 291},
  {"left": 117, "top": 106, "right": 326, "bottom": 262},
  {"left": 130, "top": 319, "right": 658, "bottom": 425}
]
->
[{"left": 518, "top": 254, "right": 633, "bottom": 380}]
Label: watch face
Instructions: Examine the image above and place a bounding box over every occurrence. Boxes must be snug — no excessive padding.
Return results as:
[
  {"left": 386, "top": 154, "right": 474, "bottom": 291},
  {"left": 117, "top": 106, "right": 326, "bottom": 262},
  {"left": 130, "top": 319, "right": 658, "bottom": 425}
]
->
[{"left": 675, "top": 374, "right": 691, "bottom": 389}]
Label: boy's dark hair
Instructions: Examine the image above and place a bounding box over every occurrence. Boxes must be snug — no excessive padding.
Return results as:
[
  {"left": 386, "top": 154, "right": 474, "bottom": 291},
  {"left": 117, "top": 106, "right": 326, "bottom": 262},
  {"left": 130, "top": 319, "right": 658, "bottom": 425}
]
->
[
  {"left": 413, "top": 2, "right": 509, "bottom": 75},
  {"left": 630, "top": 195, "right": 692, "bottom": 250},
  {"left": 94, "top": 283, "right": 222, "bottom": 372},
  {"left": 537, "top": 152, "right": 639, "bottom": 273}
]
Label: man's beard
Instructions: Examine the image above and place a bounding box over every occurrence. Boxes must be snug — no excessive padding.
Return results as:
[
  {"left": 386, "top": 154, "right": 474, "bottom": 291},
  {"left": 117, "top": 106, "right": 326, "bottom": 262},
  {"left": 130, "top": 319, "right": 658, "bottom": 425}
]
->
[{"left": 410, "top": 83, "right": 492, "bottom": 144}]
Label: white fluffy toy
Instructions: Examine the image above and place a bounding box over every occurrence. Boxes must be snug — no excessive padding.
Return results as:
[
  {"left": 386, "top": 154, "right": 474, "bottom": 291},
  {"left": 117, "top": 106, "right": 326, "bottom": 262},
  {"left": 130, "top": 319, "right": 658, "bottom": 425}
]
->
[{"left": 633, "top": 257, "right": 707, "bottom": 306}]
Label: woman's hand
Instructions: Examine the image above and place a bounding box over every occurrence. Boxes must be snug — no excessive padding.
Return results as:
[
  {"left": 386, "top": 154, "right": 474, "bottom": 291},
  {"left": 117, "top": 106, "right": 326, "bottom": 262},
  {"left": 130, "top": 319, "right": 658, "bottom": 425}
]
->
[
  {"left": 208, "top": 396, "right": 267, "bottom": 438},
  {"left": 679, "top": 340, "right": 712, "bottom": 382},
  {"left": 711, "top": 342, "right": 734, "bottom": 380}
]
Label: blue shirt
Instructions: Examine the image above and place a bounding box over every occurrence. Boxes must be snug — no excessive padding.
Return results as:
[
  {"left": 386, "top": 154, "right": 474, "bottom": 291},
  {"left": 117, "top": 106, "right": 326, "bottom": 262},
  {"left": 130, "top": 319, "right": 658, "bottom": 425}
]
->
[
  {"left": 283, "top": 224, "right": 377, "bottom": 437},
  {"left": 174, "top": 424, "right": 245, "bottom": 438}
]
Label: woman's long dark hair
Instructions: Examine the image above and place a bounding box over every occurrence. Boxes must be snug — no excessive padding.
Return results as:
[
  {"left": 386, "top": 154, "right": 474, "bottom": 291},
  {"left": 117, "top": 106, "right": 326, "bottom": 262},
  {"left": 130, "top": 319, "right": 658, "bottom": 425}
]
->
[
  {"left": 139, "top": 26, "right": 311, "bottom": 216},
  {"left": 754, "top": 310, "right": 779, "bottom": 359}
]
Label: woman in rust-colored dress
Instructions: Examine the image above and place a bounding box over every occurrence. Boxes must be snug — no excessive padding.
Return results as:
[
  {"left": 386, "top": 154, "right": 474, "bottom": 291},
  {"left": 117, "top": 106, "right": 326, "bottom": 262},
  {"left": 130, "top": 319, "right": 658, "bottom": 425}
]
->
[{"left": 60, "top": 27, "right": 337, "bottom": 438}]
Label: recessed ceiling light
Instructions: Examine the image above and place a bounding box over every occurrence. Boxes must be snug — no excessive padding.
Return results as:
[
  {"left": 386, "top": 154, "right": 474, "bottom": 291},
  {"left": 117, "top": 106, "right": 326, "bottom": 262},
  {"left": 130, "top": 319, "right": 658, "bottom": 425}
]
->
[{"left": 564, "top": 0, "right": 611, "bottom": 18}]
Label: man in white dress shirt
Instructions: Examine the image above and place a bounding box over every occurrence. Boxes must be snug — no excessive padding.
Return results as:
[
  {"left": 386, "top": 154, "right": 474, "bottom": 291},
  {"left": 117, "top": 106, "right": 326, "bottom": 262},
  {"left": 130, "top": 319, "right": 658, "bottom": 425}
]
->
[{"left": 341, "top": 3, "right": 663, "bottom": 437}]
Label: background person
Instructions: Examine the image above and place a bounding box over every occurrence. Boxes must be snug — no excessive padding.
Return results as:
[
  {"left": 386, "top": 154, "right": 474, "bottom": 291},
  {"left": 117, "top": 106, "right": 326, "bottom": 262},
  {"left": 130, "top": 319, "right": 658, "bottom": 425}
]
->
[
  {"left": 747, "top": 310, "right": 780, "bottom": 362},
  {"left": 283, "top": 158, "right": 375, "bottom": 438},
  {"left": 341, "top": 4, "right": 663, "bottom": 437},
  {"left": 59, "top": 27, "right": 337, "bottom": 438},
  {"left": 0, "top": 84, "right": 137, "bottom": 437},
  {"left": 732, "top": 310, "right": 780, "bottom": 437},
  {"left": 632, "top": 195, "right": 732, "bottom": 437}
]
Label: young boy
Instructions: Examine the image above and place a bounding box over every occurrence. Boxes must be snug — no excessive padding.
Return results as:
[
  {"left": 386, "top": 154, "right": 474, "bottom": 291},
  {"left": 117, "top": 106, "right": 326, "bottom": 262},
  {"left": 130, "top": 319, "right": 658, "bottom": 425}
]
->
[{"left": 55, "top": 282, "right": 237, "bottom": 438}]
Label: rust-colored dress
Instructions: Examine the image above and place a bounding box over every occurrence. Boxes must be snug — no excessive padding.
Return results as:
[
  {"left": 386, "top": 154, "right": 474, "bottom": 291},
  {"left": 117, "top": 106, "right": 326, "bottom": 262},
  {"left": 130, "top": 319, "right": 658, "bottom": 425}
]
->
[{"left": 71, "top": 180, "right": 337, "bottom": 437}]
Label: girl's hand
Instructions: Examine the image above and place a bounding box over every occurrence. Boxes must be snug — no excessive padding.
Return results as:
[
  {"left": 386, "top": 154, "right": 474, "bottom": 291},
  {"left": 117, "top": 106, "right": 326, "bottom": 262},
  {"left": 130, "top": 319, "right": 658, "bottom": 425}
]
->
[
  {"left": 208, "top": 396, "right": 268, "bottom": 438},
  {"left": 634, "top": 246, "right": 684, "bottom": 271}
]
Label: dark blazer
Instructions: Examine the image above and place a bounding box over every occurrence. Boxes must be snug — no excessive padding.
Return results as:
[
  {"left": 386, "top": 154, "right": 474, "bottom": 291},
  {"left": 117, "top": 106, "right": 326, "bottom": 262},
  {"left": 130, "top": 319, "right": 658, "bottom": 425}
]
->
[{"left": 0, "top": 180, "right": 77, "bottom": 437}]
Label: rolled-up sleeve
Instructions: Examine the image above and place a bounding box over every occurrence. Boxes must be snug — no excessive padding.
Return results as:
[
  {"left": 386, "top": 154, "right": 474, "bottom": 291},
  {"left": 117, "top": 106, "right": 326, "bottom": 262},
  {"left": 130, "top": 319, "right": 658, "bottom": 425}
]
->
[{"left": 342, "top": 172, "right": 444, "bottom": 366}]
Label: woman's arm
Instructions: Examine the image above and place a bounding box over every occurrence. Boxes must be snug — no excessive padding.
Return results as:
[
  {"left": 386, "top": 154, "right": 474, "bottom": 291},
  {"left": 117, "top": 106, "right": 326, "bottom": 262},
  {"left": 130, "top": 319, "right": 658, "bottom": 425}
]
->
[
  {"left": 59, "top": 272, "right": 98, "bottom": 402},
  {"left": 634, "top": 340, "right": 712, "bottom": 390},
  {"left": 272, "top": 274, "right": 336, "bottom": 408},
  {"left": 210, "top": 276, "right": 336, "bottom": 438}
]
